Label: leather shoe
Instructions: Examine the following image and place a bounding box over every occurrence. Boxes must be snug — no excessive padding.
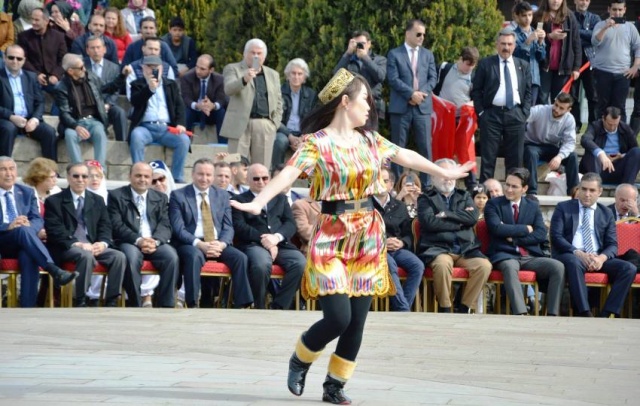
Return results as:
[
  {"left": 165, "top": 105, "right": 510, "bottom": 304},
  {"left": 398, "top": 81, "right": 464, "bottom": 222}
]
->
[
  {"left": 104, "top": 297, "right": 119, "bottom": 307},
  {"left": 322, "top": 375, "right": 351, "bottom": 405},
  {"left": 50, "top": 267, "right": 78, "bottom": 287},
  {"left": 288, "top": 353, "right": 311, "bottom": 396},
  {"left": 87, "top": 298, "right": 99, "bottom": 307},
  {"left": 74, "top": 297, "right": 88, "bottom": 307}
]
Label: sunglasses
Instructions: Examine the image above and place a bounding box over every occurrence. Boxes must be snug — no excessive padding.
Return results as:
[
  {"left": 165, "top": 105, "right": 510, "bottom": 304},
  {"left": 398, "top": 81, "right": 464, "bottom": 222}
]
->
[
  {"left": 70, "top": 65, "right": 86, "bottom": 70},
  {"left": 6, "top": 56, "right": 24, "bottom": 61},
  {"left": 152, "top": 176, "right": 166, "bottom": 185},
  {"left": 71, "top": 174, "right": 89, "bottom": 179},
  {"left": 416, "top": 32, "right": 425, "bottom": 38},
  {"left": 252, "top": 176, "right": 269, "bottom": 182}
]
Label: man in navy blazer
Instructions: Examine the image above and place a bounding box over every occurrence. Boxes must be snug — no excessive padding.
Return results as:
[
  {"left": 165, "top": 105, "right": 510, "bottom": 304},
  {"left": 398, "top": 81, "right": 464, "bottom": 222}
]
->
[
  {"left": 0, "top": 45, "right": 58, "bottom": 161},
  {"left": 387, "top": 19, "right": 437, "bottom": 187},
  {"left": 471, "top": 28, "right": 532, "bottom": 183},
  {"left": 0, "top": 157, "right": 76, "bottom": 307},
  {"left": 169, "top": 158, "right": 253, "bottom": 309},
  {"left": 550, "top": 172, "right": 636, "bottom": 317},
  {"left": 485, "top": 168, "right": 565, "bottom": 315}
]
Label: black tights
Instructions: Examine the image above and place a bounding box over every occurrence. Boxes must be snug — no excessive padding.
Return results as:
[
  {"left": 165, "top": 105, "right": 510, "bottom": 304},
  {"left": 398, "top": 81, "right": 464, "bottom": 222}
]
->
[{"left": 302, "top": 294, "right": 373, "bottom": 361}]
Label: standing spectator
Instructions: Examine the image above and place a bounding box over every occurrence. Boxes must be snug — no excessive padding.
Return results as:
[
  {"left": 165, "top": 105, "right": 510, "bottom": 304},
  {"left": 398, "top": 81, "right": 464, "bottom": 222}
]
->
[
  {"left": 120, "top": 0, "right": 155, "bottom": 42},
  {"left": 121, "top": 16, "right": 178, "bottom": 76},
  {"left": 334, "top": 30, "right": 386, "bottom": 130},
  {"left": 13, "top": 0, "right": 41, "bottom": 37},
  {"left": 161, "top": 16, "right": 197, "bottom": 77},
  {"left": 220, "top": 38, "right": 283, "bottom": 167},
  {"left": 471, "top": 28, "right": 532, "bottom": 183},
  {"left": 103, "top": 7, "right": 132, "bottom": 63},
  {"left": 387, "top": 19, "right": 437, "bottom": 187},
  {"left": 572, "top": 0, "right": 600, "bottom": 130},
  {"left": 0, "top": 10, "right": 14, "bottom": 52},
  {"left": 513, "top": 1, "right": 547, "bottom": 106},
  {"left": 45, "top": 0, "right": 84, "bottom": 49},
  {"left": 70, "top": 13, "right": 119, "bottom": 64}
]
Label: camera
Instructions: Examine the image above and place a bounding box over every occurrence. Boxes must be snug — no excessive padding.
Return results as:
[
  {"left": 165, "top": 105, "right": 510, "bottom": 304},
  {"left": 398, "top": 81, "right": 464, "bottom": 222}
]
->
[
  {"left": 151, "top": 68, "right": 159, "bottom": 79},
  {"left": 356, "top": 42, "right": 365, "bottom": 50}
]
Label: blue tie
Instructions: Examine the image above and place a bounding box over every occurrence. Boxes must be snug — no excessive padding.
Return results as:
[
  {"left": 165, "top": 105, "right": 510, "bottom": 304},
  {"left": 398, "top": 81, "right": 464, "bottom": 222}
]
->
[
  {"left": 5, "top": 191, "right": 17, "bottom": 223},
  {"left": 503, "top": 59, "right": 514, "bottom": 109},
  {"left": 74, "top": 196, "right": 88, "bottom": 242},
  {"left": 199, "top": 79, "right": 207, "bottom": 129},
  {"left": 581, "top": 206, "right": 594, "bottom": 254}
]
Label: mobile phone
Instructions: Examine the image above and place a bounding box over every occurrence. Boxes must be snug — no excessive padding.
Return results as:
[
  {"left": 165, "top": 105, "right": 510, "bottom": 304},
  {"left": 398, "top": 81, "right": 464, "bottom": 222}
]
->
[
  {"left": 405, "top": 174, "right": 415, "bottom": 186},
  {"left": 561, "top": 28, "right": 570, "bottom": 33},
  {"left": 151, "top": 68, "right": 159, "bottom": 79},
  {"left": 613, "top": 17, "right": 626, "bottom": 24},
  {"left": 536, "top": 22, "right": 543, "bottom": 31},
  {"left": 223, "top": 153, "right": 242, "bottom": 164},
  {"left": 252, "top": 55, "right": 260, "bottom": 70}
]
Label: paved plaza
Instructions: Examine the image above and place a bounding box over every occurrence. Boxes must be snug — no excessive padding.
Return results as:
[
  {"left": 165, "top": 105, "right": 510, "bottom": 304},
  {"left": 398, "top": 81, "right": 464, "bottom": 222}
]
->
[{"left": 0, "top": 309, "right": 638, "bottom": 405}]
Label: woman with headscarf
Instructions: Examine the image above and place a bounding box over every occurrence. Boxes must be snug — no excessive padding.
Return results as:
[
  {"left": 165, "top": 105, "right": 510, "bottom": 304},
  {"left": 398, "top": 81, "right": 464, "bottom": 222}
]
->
[
  {"left": 14, "top": 0, "right": 43, "bottom": 36},
  {"left": 45, "top": 0, "right": 84, "bottom": 49},
  {"left": 120, "top": 0, "right": 154, "bottom": 42},
  {"left": 84, "top": 160, "right": 109, "bottom": 305}
]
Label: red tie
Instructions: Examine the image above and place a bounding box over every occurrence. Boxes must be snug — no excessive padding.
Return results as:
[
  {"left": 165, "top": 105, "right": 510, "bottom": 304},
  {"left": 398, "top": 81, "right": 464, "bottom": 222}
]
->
[{"left": 512, "top": 203, "right": 528, "bottom": 257}]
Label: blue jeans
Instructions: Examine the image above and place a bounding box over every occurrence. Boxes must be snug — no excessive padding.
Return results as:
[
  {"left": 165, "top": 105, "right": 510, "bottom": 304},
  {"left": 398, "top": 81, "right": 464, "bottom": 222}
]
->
[
  {"left": 389, "top": 249, "right": 424, "bottom": 311},
  {"left": 130, "top": 123, "right": 190, "bottom": 182},
  {"left": 524, "top": 143, "right": 579, "bottom": 195},
  {"left": 64, "top": 118, "right": 106, "bottom": 168}
]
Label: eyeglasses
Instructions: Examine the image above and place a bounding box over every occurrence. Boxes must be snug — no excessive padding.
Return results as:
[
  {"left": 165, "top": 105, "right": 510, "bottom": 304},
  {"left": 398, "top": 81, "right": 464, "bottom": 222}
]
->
[
  {"left": 71, "top": 174, "right": 89, "bottom": 179},
  {"left": 70, "top": 65, "right": 85, "bottom": 70},
  {"left": 252, "top": 176, "right": 269, "bottom": 182},
  {"left": 6, "top": 56, "right": 24, "bottom": 61},
  {"left": 88, "top": 174, "right": 103, "bottom": 180},
  {"left": 416, "top": 32, "right": 425, "bottom": 38},
  {"left": 152, "top": 176, "right": 166, "bottom": 185}
]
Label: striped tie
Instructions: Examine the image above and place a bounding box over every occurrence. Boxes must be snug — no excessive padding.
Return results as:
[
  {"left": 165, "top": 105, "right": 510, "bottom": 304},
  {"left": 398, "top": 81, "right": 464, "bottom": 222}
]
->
[
  {"left": 201, "top": 192, "right": 215, "bottom": 242},
  {"left": 581, "top": 206, "right": 594, "bottom": 254},
  {"left": 5, "top": 191, "right": 17, "bottom": 223}
]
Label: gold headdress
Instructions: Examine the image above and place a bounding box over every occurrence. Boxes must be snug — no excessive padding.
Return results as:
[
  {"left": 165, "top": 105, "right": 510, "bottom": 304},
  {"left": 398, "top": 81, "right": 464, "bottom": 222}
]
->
[{"left": 318, "top": 68, "right": 355, "bottom": 104}]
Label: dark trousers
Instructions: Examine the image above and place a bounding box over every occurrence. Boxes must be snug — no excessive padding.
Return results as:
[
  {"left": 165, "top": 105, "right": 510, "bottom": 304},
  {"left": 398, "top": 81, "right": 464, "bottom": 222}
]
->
[
  {"left": 478, "top": 106, "right": 526, "bottom": 183},
  {"left": 176, "top": 244, "right": 253, "bottom": 308},
  {"left": 304, "top": 294, "right": 373, "bottom": 361},
  {"left": 185, "top": 106, "right": 227, "bottom": 142},
  {"left": 390, "top": 107, "right": 432, "bottom": 188},
  {"left": 0, "top": 227, "right": 56, "bottom": 307},
  {"left": 387, "top": 250, "right": 423, "bottom": 311},
  {"left": 108, "top": 104, "right": 128, "bottom": 142},
  {"left": 555, "top": 253, "right": 635, "bottom": 315},
  {"left": 571, "top": 65, "right": 598, "bottom": 129},
  {"left": 62, "top": 246, "right": 126, "bottom": 300},
  {"left": 0, "top": 119, "right": 58, "bottom": 161},
  {"left": 120, "top": 243, "right": 179, "bottom": 307},
  {"left": 245, "top": 245, "right": 304, "bottom": 309},
  {"left": 593, "top": 69, "right": 630, "bottom": 121},
  {"left": 599, "top": 147, "right": 640, "bottom": 185},
  {"left": 272, "top": 130, "right": 300, "bottom": 169},
  {"left": 523, "top": 143, "right": 579, "bottom": 195},
  {"left": 538, "top": 69, "right": 570, "bottom": 105}
]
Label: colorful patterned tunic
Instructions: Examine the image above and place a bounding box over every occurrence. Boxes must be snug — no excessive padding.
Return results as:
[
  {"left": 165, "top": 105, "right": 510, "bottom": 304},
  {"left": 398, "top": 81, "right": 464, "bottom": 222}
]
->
[{"left": 287, "top": 129, "right": 400, "bottom": 299}]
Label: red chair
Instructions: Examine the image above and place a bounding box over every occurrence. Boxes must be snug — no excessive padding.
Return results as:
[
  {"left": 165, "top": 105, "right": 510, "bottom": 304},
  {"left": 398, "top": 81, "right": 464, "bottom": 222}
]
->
[
  {"left": 201, "top": 261, "right": 234, "bottom": 308},
  {"left": 616, "top": 220, "right": 640, "bottom": 317},
  {"left": 0, "top": 259, "right": 54, "bottom": 308}
]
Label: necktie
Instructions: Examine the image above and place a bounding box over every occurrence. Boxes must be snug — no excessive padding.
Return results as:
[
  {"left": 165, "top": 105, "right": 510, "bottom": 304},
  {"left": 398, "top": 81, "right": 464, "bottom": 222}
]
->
[
  {"left": 93, "top": 63, "right": 102, "bottom": 79},
  {"left": 410, "top": 48, "right": 419, "bottom": 90},
  {"left": 5, "top": 191, "right": 17, "bottom": 223},
  {"left": 503, "top": 59, "right": 514, "bottom": 109},
  {"left": 136, "top": 195, "right": 144, "bottom": 231},
  {"left": 582, "top": 206, "right": 594, "bottom": 253},
  {"left": 199, "top": 79, "right": 207, "bottom": 129},
  {"left": 200, "top": 192, "right": 215, "bottom": 242},
  {"left": 74, "top": 196, "right": 88, "bottom": 242},
  {"left": 512, "top": 203, "right": 528, "bottom": 256}
]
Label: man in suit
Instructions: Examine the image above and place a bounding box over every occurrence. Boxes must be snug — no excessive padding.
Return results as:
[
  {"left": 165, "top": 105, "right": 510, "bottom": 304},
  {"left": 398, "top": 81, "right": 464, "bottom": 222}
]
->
[
  {"left": 70, "top": 14, "right": 118, "bottom": 64},
  {"left": 579, "top": 106, "right": 640, "bottom": 186},
  {"left": 220, "top": 38, "right": 283, "bottom": 167},
  {"left": 609, "top": 183, "right": 639, "bottom": 221},
  {"left": 417, "top": 159, "right": 492, "bottom": 313},
  {"left": 0, "top": 157, "right": 77, "bottom": 307},
  {"left": 0, "top": 45, "right": 57, "bottom": 160},
  {"left": 551, "top": 172, "right": 636, "bottom": 317},
  {"left": 180, "top": 54, "right": 228, "bottom": 139},
  {"left": 485, "top": 168, "right": 565, "bottom": 316},
  {"left": 44, "top": 162, "right": 126, "bottom": 307},
  {"left": 84, "top": 36, "right": 128, "bottom": 142},
  {"left": 471, "top": 28, "right": 532, "bottom": 183},
  {"left": 129, "top": 55, "right": 190, "bottom": 183},
  {"left": 231, "top": 163, "right": 304, "bottom": 309},
  {"left": 387, "top": 19, "right": 437, "bottom": 187},
  {"left": 169, "top": 158, "right": 253, "bottom": 309},
  {"left": 108, "top": 162, "right": 179, "bottom": 308}
]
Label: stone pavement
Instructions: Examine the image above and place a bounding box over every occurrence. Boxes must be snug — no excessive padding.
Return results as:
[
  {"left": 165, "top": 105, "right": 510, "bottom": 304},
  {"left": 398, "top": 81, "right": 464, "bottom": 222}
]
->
[{"left": 0, "top": 309, "right": 638, "bottom": 405}]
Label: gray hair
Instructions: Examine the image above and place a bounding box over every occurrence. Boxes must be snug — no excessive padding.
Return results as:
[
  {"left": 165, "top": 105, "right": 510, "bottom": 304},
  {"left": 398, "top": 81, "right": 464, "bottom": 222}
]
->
[
  {"left": 243, "top": 38, "right": 268, "bottom": 58},
  {"left": 496, "top": 27, "right": 516, "bottom": 41},
  {"left": 0, "top": 156, "right": 15, "bottom": 165},
  {"left": 615, "top": 183, "right": 638, "bottom": 197},
  {"left": 62, "top": 53, "right": 82, "bottom": 71},
  {"left": 19, "top": 0, "right": 43, "bottom": 20},
  {"left": 284, "top": 58, "right": 310, "bottom": 78},
  {"left": 434, "top": 158, "right": 457, "bottom": 167},
  {"left": 86, "top": 35, "right": 105, "bottom": 47}
]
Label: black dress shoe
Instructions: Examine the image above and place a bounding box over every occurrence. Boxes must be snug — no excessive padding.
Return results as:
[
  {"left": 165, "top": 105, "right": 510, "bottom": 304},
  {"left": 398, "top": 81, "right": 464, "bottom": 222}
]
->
[
  {"left": 74, "top": 297, "right": 88, "bottom": 307},
  {"left": 578, "top": 310, "right": 594, "bottom": 317},
  {"left": 104, "top": 297, "right": 119, "bottom": 307},
  {"left": 288, "top": 353, "right": 311, "bottom": 396},
  {"left": 87, "top": 299, "right": 99, "bottom": 307},
  {"left": 322, "top": 375, "right": 351, "bottom": 405},
  {"left": 50, "top": 267, "right": 79, "bottom": 287}
]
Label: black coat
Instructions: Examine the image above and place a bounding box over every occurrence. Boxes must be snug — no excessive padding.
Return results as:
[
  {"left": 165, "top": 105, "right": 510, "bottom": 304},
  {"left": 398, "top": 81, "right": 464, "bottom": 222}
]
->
[
  {"left": 129, "top": 78, "right": 186, "bottom": 138},
  {"left": 278, "top": 83, "right": 317, "bottom": 135},
  {"left": 373, "top": 195, "right": 414, "bottom": 252},
  {"left": 579, "top": 119, "right": 638, "bottom": 174},
  {"left": 534, "top": 12, "right": 582, "bottom": 74}
]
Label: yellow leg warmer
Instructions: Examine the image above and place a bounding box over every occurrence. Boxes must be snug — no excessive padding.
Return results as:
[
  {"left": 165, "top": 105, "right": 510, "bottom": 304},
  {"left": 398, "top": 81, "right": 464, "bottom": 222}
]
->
[
  {"left": 295, "top": 335, "right": 323, "bottom": 364},
  {"left": 327, "top": 353, "right": 357, "bottom": 382}
]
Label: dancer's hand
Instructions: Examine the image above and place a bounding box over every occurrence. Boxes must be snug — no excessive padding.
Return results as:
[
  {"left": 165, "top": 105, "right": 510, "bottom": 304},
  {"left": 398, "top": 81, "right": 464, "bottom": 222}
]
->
[
  {"left": 230, "top": 200, "right": 261, "bottom": 215},
  {"left": 441, "top": 161, "right": 476, "bottom": 180}
]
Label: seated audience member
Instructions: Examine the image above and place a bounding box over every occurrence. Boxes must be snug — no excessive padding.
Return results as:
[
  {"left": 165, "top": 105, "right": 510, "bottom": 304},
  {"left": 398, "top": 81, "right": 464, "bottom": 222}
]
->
[
  {"left": 55, "top": 53, "right": 128, "bottom": 170},
  {"left": 126, "top": 36, "right": 176, "bottom": 93},
  {"left": 214, "top": 161, "right": 232, "bottom": 190},
  {"left": 70, "top": 13, "right": 118, "bottom": 64},
  {"left": 551, "top": 172, "right": 636, "bottom": 317},
  {"left": 129, "top": 55, "right": 190, "bottom": 183},
  {"left": 580, "top": 106, "right": 640, "bottom": 186},
  {"left": 231, "top": 163, "right": 305, "bottom": 309},
  {"left": 46, "top": 0, "right": 84, "bottom": 49},
  {"left": 84, "top": 160, "right": 108, "bottom": 305},
  {"left": 0, "top": 45, "right": 58, "bottom": 161},
  {"left": 121, "top": 16, "right": 178, "bottom": 75},
  {"left": 291, "top": 196, "right": 320, "bottom": 254},
  {"left": 108, "top": 162, "right": 179, "bottom": 308},
  {"left": 471, "top": 184, "right": 489, "bottom": 219},
  {"left": 169, "top": 158, "right": 254, "bottom": 309},
  {"left": 524, "top": 92, "right": 579, "bottom": 198},
  {"left": 14, "top": 0, "right": 41, "bottom": 37},
  {"left": 103, "top": 7, "right": 132, "bottom": 63},
  {"left": 395, "top": 171, "right": 421, "bottom": 218},
  {"left": 0, "top": 156, "right": 76, "bottom": 308},
  {"left": 483, "top": 178, "right": 503, "bottom": 198},
  {"left": 161, "top": 16, "right": 197, "bottom": 76},
  {"left": 180, "top": 54, "right": 227, "bottom": 138},
  {"left": 375, "top": 167, "right": 424, "bottom": 311},
  {"left": 272, "top": 58, "right": 317, "bottom": 168},
  {"left": 417, "top": 159, "right": 491, "bottom": 313},
  {"left": 45, "top": 162, "right": 126, "bottom": 307},
  {"left": 120, "top": 0, "right": 155, "bottom": 42},
  {"left": 227, "top": 155, "right": 250, "bottom": 195},
  {"left": 609, "top": 183, "right": 639, "bottom": 221},
  {"left": 272, "top": 164, "right": 302, "bottom": 206},
  {"left": 485, "top": 167, "right": 565, "bottom": 316}
]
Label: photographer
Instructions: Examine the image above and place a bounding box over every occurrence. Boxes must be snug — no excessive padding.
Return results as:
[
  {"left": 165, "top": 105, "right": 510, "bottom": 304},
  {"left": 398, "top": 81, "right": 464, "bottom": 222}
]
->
[{"left": 333, "top": 30, "right": 386, "bottom": 129}]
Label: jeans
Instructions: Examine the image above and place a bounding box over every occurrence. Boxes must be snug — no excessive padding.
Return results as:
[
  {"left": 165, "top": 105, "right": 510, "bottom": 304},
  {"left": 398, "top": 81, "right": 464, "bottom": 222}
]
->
[
  {"left": 130, "top": 122, "right": 190, "bottom": 182},
  {"left": 64, "top": 117, "right": 107, "bottom": 169},
  {"left": 389, "top": 248, "right": 424, "bottom": 310},
  {"left": 523, "top": 143, "right": 579, "bottom": 195}
]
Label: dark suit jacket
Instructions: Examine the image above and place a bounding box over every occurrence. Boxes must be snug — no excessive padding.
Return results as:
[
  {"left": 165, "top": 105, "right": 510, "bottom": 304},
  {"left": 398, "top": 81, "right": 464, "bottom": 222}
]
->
[
  {"left": 0, "top": 184, "right": 43, "bottom": 233},
  {"left": 231, "top": 191, "right": 298, "bottom": 250},
  {"left": 279, "top": 83, "right": 317, "bottom": 135},
  {"left": 121, "top": 39, "right": 179, "bottom": 78},
  {"left": 129, "top": 77, "right": 185, "bottom": 136},
  {"left": 107, "top": 186, "right": 172, "bottom": 246},
  {"left": 373, "top": 195, "right": 414, "bottom": 253},
  {"left": 471, "top": 55, "right": 532, "bottom": 118},
  {"left": 0, "top": 69, "right": 45, "bottom": 121},
  {"left": 17, "top": 28, "right": 67, "bottom": 79},
  {"left": 579, "top": 119, "right": 638, "bottom": 174},
  {"left": 417, "top": 188, "right": 485, "bottom": 263},
  {"left": 44, "top": 188, "right": 113, "bottom": 254},
  {"left": 83, "top": 57, "right": 122, "bottom": 105},
  {"left": 387, "top": 45, "right": 437, "bottom": 115},
  {"left": 168, "top": 184, "right": 234, "bottom": 246},
  {"left": 180, "top": 69, "right": 228, "bottom": 112},
  {"left": 484, "top": 196, "right": 548, "bottom": 263},
  {"left": 550, "top": 198, "right": 618, "bottom": 259},
  {"left": 71, "top": 32, "right": 118, "bottom": 64}
]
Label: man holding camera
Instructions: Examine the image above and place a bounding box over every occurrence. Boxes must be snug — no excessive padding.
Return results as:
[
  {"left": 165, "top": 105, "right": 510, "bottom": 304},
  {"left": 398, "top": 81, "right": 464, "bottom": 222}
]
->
[
  {"left": 333, "top": 30, "right": 387, "bottom": 130},
  {"left": 591, "top": 0, "right": 640, "bottom": 121}
]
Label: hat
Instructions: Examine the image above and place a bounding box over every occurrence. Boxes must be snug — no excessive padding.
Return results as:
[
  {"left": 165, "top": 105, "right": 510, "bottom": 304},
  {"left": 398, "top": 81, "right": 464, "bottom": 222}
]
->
[
  {"left": 318, "top": 68, "right": 355, "bottom": 104},
  {"left": 142, "top": 55, "right": 163, "bottom": 66}
]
